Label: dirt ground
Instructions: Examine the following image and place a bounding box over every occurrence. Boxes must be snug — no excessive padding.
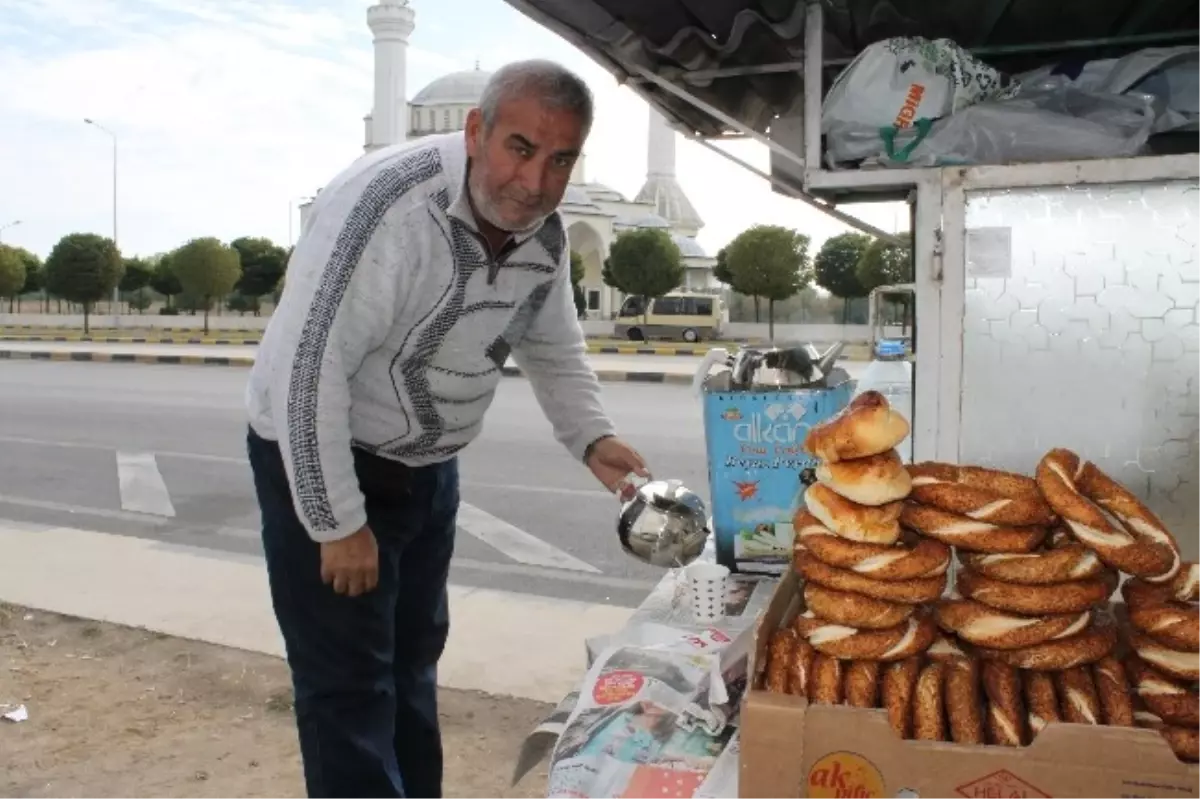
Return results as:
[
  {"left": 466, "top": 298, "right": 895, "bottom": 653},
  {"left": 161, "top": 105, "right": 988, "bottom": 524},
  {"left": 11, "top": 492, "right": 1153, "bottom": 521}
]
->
[{"left": 0, "top": 603, "right": 550, "bottom": 798}]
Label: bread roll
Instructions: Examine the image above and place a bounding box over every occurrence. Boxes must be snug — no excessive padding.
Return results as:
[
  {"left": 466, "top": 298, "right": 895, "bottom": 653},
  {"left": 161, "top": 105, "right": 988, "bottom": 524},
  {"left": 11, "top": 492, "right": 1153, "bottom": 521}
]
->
[
  {"left": 806, "top": 482, "right": 903, "bottom": 545},
  {"left": 804, "top": 390, "right": 910, "bottom": 463},
  {"left": 815, "top": 449, "right": 912, "bottom": 506}
]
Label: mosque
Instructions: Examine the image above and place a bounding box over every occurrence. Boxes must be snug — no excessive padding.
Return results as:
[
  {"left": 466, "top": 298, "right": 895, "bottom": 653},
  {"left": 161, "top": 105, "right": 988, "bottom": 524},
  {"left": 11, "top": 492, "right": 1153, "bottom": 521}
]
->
[{"left": 299, "top": 0, "right": 718, "bottom": 320}]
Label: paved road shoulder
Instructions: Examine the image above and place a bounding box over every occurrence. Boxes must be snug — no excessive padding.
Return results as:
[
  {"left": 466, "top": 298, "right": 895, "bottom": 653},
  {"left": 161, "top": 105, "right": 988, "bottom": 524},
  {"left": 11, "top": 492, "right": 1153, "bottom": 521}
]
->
[{"left": 0, "top": 521, "right": 632, "bottom": 703}]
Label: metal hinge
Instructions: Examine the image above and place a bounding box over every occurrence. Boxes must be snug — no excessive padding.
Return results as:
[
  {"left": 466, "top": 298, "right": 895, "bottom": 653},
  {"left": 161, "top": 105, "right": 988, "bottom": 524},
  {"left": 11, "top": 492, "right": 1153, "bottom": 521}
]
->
[{"left": 932, "top": 228, "right": 945, "bottom": 282}]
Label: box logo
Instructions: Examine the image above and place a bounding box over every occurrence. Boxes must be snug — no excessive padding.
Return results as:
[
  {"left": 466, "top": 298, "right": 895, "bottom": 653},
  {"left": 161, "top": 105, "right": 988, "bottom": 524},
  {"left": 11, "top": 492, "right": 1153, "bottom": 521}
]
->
[
  {"left": 733, "top": 402, "right": 813, "bottom": 446},
  {"left": 807, "top": 751, "right": 886, "bottom": 798},
  {"left": 955, "top": 769, "right": 1048, "bottom": 798}
]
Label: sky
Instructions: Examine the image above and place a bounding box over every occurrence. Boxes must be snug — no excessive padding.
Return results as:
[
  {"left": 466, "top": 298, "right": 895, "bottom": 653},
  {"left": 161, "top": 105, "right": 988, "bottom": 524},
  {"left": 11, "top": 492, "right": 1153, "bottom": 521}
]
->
[{"left": 0, "top": 0, "right": 905, "bottom": 260}]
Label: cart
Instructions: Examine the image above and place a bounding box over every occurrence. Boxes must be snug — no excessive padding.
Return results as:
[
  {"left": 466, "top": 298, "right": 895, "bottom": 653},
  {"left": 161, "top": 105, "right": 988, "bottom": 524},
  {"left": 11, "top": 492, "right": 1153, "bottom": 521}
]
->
[{"left": 504, "top": 2, "right": 1199, "bottom": 795}]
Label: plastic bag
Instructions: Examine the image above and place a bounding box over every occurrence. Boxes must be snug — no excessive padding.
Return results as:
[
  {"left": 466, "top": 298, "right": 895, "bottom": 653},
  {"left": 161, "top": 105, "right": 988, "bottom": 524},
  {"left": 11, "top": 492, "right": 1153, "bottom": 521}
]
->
[
  {"left": 1018, "top": 46, "right": 1199, "bottom": 133},
  {"left": 867, "top": 84, "right": 1157, "bottom": 168},
  {"left": 822, "top": 36, "right": 1015, "bottom": 133}
]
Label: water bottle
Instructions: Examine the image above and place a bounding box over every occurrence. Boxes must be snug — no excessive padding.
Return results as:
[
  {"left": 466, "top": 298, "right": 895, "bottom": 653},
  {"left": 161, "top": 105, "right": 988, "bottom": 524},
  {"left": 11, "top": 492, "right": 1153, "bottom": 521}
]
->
[{"left": 853, "top": 339, "right": 913, "bottom": 462}]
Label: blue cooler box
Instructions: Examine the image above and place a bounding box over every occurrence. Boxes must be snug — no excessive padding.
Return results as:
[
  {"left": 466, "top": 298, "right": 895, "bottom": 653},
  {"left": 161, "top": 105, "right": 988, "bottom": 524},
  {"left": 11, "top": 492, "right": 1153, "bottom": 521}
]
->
[{"left": 702, "top": 382, "right": 854, "bottom": 574}]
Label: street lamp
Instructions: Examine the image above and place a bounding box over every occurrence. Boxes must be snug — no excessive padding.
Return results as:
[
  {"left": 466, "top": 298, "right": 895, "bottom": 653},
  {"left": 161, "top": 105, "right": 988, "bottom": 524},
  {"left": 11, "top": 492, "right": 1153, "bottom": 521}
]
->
[
  {"left": 84, "top": 118, "right": 120, "bottom": 316},
  {"left": 0, "top": 219, "right": 20, "bottom": 243}
]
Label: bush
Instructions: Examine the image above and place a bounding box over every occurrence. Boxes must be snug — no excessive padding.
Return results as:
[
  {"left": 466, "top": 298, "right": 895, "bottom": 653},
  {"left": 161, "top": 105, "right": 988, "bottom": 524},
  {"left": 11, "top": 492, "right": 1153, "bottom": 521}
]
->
[{"left": 159, "top": 306, "right": 180, "bottom": 316}]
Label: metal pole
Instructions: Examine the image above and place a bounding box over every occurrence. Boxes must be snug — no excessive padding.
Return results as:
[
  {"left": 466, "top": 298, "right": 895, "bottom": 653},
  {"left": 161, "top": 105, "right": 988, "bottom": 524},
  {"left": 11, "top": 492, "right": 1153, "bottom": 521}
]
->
[
  {"left": 803, "top": 1, "right": 823, "bottom": 174},
  {"left": 84, "top": 118, "right": 120, "bottom": 320}
]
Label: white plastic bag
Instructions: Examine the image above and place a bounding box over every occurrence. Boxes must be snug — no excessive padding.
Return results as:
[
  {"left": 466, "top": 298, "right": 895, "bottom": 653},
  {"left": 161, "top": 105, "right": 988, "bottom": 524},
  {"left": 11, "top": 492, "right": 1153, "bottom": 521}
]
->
[{"left": 822, "top": 36, "right": 1015, "bottom": 133}]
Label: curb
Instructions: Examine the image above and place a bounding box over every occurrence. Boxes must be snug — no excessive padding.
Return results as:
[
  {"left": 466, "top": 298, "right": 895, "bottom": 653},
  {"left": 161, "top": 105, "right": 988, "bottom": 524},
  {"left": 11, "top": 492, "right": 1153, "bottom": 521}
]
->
[
  {"left": 0, "top": 335, "right": 261, "bottom": 345},
  {"left": 0, "top": 349, "right": 257, "bottom": 368},
  {"left": 0, "top": 333, "right": 700, "bottom": 352},
  {"left": 0, "top": 349, "right": 694, "bottom": 385},
  {"left": 0, "top": 325, "right": 263, "bottom": 333},
  {"left": 0, "top": 335, "right": 709, "bottom": 356}
]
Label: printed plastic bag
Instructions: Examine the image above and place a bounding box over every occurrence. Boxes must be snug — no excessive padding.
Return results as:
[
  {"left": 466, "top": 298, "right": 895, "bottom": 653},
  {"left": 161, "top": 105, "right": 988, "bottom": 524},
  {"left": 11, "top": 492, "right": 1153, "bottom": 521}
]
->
[{"left": 822, "top": 36, "right": 1015, "bottom": 133}]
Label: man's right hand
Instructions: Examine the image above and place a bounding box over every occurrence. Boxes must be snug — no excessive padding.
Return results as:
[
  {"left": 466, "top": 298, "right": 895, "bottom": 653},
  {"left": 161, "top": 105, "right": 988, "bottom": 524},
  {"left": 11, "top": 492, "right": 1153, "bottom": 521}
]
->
[{"left": 319, "top": 525, "right": 379, "bottom": 597}]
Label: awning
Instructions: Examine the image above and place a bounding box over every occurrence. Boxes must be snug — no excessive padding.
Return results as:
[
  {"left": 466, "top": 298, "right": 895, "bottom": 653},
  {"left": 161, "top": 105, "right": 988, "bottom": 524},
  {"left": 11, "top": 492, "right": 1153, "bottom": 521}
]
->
[{"left": 501, "top": 0, "right": 1198, "bottom": 140}]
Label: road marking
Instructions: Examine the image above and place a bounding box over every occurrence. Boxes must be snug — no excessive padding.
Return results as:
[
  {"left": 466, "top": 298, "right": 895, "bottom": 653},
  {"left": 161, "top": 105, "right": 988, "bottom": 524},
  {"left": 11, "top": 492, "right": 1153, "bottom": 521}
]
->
[
  {"left": 0, "top": 434, "right": 616, "bottom": 496},
  {"left": 0, "top": 492, "right": 171, "bottom": 525},
  {"left": 116, "top": 451, "right": 176, "bottom": 517},
  {"left": 178, "top": 525, "right": 652, "bottom": 591},
  {"left": 457, "top": 502, "right": 600, "bottom": 573}
]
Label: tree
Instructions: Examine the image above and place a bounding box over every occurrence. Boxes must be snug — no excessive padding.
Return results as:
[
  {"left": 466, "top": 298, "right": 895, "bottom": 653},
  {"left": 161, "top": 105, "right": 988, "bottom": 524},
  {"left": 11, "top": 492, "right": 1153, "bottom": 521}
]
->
[
  {"left": 20, "top": 251, "right": 43, "bottom": 312},
  {"left": 0, "top": 246, "right": 26, "bottom": 311},
  {"left": 231, "top": 237, "right": 288, "bottom": 314},
  {"left": 0, "top": 245, "right": 40, "bottom": 311},
  {"left": 855, "top": 237, "right": 912, "bottom": 290},
  {"left": 170, "top": 237, "right": 242, "bottom": 333},
  {"left": 602, "top": 229, "right": 684, "bottom": 324},
  {"left": 722, "top": 225, "right": 812, "bottom": 340},
  {"left": 570, "top": 250, "right": 585, "bottom": 285},
  {"left": 150, "top": 254, "right": 183, "bottom": 309},
  {"left": 42, "top": 233, "right": 123, "bottom": 334},
  {"left": 713, "top": 247, "right": 733, "bottom": 286},
  {"left": 814, "top": 232, "right": 871, "bottom": 323},
  {"left": 128, "top": 291, "right": 153, "bottom": 312},
  {"left": 569, "top": 250, "right": 587, "bottom": 318},
  {"left": 226, "top": 292, "right": 259, "bottom": 316},
  {"left": 119, "top": 256, "right": 153, "bottom": 313}
]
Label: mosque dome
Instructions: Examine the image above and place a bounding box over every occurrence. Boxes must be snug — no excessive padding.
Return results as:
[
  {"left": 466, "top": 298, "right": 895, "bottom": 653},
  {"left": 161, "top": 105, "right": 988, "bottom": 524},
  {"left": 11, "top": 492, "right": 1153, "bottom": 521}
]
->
[
  {"left": 672, "top": 233, "right": 708, "bottom": 258},
  {"left": 411, "top": 67, "right": 492, "bottom": 106},
  {"left": 562, "top": 185, "right": 598, "bottom": 208},
  {"left": 616, "top": 212, "right": 671, "bottom": 229}
]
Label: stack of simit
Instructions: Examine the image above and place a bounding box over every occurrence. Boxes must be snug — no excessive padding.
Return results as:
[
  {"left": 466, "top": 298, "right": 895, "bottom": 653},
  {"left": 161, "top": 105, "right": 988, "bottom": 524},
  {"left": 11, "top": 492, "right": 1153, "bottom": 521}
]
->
[
  {"left": 765, "top": 391, "right": 948, "bottom": 710},
  {"left": 1036, "top": 448, "right": 1195, "bottom": 760},
  {"left": 900, "top": 457, "right": 1124, "bottom": 745}
]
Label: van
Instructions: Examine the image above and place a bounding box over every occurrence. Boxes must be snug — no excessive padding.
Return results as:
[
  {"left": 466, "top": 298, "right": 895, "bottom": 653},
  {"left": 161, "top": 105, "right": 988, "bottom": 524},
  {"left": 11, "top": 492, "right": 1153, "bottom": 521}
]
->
[{"left": 613, "top": 292, "right": 726, "bottom": 343}]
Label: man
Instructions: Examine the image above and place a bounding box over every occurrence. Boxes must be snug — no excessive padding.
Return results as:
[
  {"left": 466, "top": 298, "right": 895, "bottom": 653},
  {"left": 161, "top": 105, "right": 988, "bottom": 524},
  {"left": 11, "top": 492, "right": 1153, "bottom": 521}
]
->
[{"left": 245, "top": 59, "right": 648, "bottom": 798}]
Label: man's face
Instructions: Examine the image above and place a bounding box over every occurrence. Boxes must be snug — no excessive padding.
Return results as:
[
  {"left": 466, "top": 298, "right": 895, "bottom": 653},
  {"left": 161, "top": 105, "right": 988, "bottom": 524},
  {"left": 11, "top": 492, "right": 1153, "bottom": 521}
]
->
[{"left": 464, "top": 94, "right": 585, "bottom": 232}]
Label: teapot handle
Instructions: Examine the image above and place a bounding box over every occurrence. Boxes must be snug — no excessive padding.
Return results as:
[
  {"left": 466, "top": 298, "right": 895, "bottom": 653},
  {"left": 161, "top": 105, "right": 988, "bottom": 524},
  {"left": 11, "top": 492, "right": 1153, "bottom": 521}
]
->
[
  {"left": 614, "top": 471, "right": 650, "bottom": 504},
  {"left": 691, "top": 347, "right": 729, "bottom": 396}
]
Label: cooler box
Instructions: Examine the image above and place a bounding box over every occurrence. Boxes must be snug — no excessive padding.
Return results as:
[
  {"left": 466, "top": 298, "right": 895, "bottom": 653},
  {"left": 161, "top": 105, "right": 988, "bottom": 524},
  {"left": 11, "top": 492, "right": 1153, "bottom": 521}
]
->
[{"left": 702, "top": 382, "right": 853, "bottom": 574}]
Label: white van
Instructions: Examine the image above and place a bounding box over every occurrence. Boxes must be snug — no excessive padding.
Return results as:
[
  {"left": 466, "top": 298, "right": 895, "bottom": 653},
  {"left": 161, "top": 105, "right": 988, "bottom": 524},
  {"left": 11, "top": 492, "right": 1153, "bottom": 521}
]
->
[{"left": 613, "top": 292, "right": 726, "bottom": 343}]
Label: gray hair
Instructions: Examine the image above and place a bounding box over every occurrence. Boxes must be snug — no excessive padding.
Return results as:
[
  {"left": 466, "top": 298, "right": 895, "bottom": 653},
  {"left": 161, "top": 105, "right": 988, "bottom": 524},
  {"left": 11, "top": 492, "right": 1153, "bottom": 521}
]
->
[{"left": 478, "top": 59, "right": 594, "bottom": 134}]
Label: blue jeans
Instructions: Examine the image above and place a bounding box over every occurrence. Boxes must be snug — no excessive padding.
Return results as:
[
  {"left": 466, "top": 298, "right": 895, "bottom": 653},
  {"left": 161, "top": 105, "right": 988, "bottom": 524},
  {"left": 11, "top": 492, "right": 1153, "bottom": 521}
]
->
[{"left": 247, "top": 428, "right": 459, "bottom": 798}]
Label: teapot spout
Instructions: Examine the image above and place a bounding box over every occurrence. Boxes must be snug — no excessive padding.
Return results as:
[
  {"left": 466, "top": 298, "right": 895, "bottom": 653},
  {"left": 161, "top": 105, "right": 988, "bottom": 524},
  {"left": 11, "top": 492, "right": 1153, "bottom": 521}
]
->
[{"left": 816, "top": 341, "right": 846, "bottom": 378}]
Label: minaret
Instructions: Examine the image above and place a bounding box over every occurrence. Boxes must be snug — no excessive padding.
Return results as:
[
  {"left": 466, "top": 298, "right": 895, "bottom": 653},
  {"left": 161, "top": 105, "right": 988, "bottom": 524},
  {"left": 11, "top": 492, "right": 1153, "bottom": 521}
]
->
[
  {"left": 569, "top": 153, "right": 587, "bottom": 185},
  {"left": 634, "top": 107, "right": 703, "bottom": 236},
  {"left": 366, "top": 0, "right": 415, "bottom": 151},
  {"left": 647, "top": 106, "right": 676, "bottom": 180}
]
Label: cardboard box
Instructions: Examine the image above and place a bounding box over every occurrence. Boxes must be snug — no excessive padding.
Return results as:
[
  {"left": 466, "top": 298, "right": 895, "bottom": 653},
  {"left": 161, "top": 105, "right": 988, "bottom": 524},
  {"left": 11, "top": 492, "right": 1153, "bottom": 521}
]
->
[{"left": 740, "top": 571, "right": 1199, "bottom": 798}]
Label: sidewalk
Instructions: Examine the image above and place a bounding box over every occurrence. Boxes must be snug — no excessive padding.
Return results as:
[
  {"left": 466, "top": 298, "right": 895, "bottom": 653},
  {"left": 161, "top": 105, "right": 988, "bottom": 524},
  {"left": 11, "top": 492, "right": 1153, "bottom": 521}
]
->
[
  {"left": 0, "top": 520, "right": 633, "bottom": 704},
  {"left": 0, "top": 342, "right": 702, "bottom": 383}
]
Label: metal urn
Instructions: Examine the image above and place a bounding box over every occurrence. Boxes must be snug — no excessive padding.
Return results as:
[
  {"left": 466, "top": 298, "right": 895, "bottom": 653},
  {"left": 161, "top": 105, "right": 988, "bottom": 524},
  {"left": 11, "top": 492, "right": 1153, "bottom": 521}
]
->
[{"left": 616, "top": 478, "right": 710, "bottom": 568}]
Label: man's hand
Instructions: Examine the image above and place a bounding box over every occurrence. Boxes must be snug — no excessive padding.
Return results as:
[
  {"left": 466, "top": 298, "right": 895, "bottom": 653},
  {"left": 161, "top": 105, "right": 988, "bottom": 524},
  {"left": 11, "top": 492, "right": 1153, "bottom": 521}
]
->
[
  {"left": 586, "top": 436, "right": 650, "bottom": 493},
  {"left": 320, "top": 525, "right": 379, "bottom": 597}
]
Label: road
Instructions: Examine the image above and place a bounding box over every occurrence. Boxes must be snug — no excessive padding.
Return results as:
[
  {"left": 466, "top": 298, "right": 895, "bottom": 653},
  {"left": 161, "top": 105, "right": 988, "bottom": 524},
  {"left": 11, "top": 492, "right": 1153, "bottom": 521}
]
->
[{"left": 0, "top": 360, "right": 717, "bottom": 607}]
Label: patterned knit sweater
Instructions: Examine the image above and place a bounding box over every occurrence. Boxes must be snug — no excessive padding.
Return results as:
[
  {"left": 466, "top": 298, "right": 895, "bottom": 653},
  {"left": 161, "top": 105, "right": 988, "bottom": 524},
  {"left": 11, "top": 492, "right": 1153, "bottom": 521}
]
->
[{"left": 246, "top": 133, "right": 616, "bottom": 542}]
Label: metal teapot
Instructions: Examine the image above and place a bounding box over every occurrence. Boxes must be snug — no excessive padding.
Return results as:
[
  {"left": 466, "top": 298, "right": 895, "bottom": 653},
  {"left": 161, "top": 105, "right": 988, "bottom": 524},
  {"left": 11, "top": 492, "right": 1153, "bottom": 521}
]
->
[{"left": 616, "top": 476, "right": 710, "bottom": 568}]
